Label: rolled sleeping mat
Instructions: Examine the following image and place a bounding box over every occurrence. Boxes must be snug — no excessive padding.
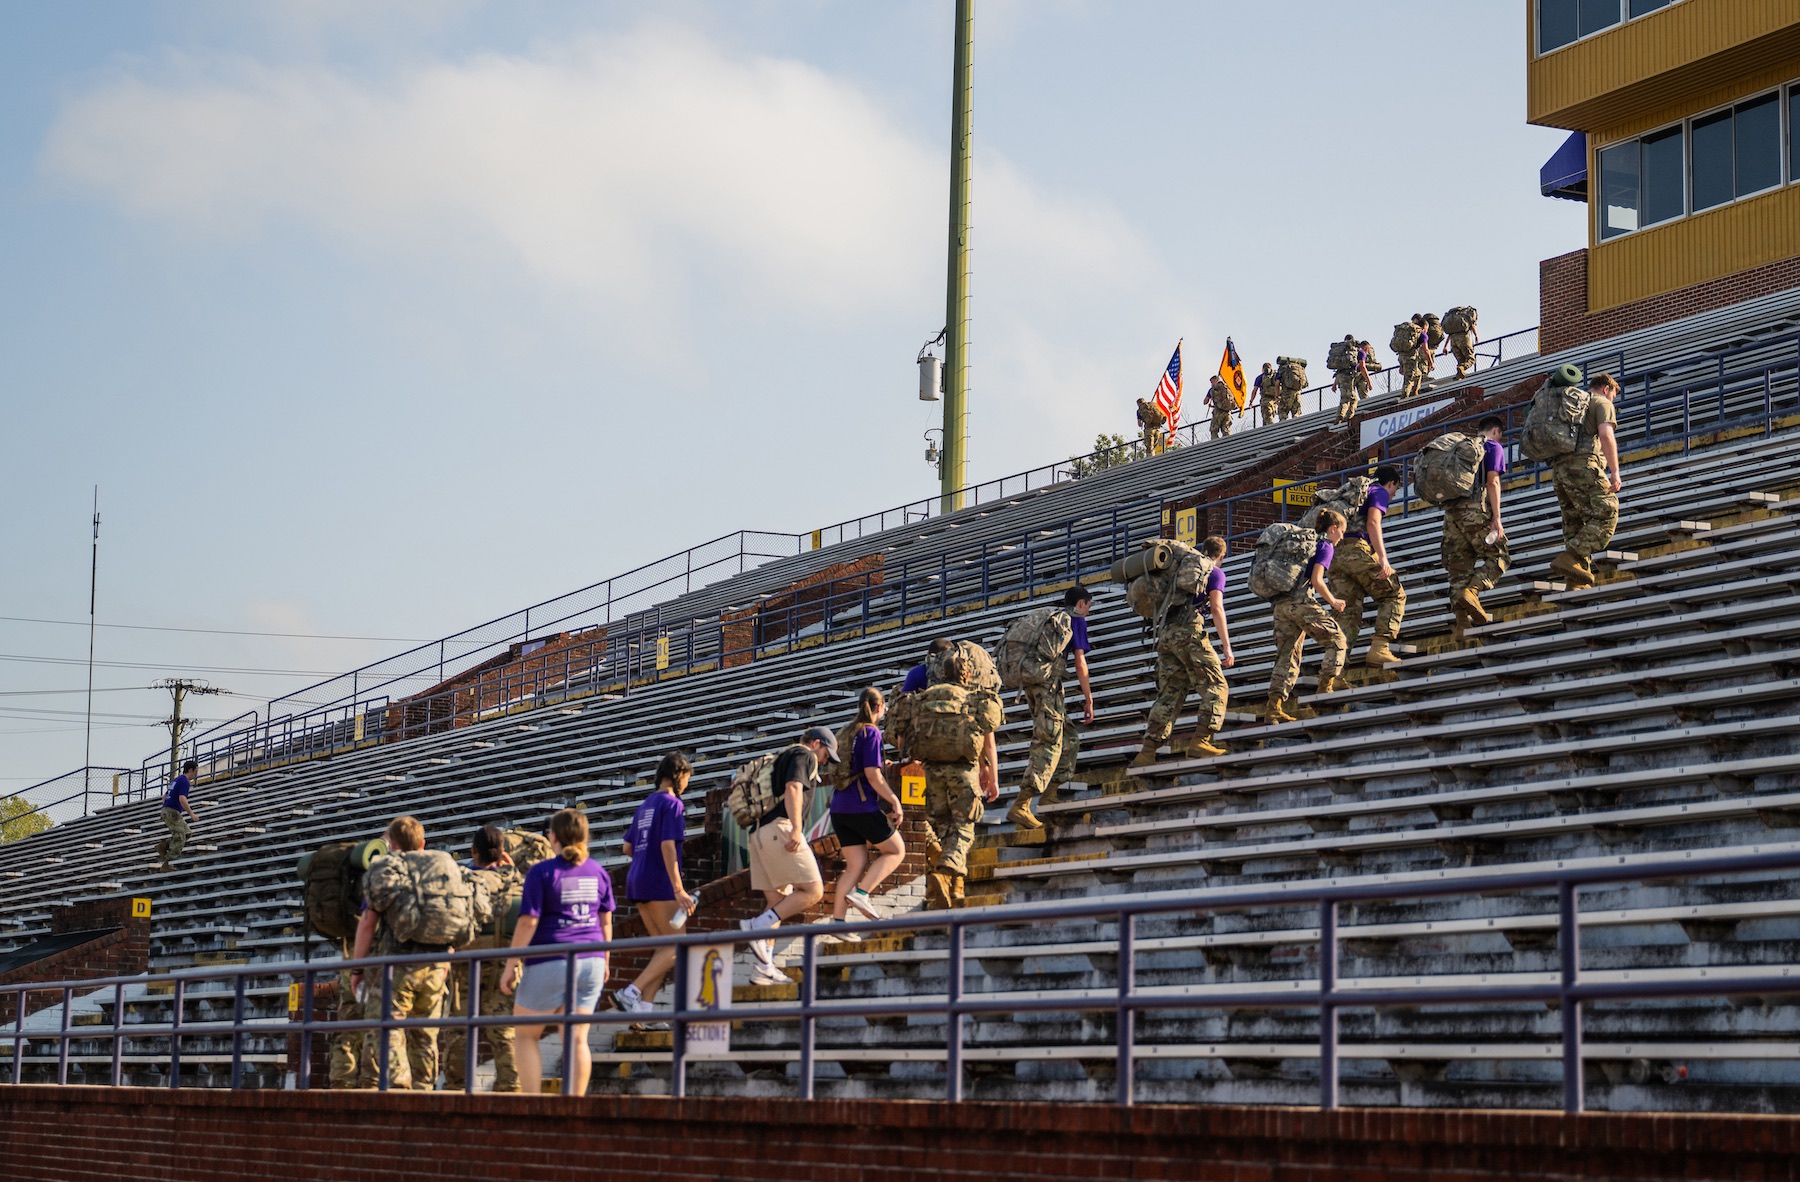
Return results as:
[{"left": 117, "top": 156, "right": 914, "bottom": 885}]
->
[
  {"left": 295, "top": 852, "right": 313, "bottom": 883},
  {"left": 1547, "top": 362, "right": 1584, "bottom": 389},
  {"left": 354, "top": 837, "right": 389, "bottom": 869},
  {"left": 1276, "top": 355, "right": 1309, "bottom": 368},
  {"left": 1109, "top": 539, "right": 1173, "bottom": 584}
]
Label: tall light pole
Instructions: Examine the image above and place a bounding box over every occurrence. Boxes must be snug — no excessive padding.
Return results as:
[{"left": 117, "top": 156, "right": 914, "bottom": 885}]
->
[
  {"left": 82, "top": 488, "right": 99, "bottom": 816},
  {"left": 940, "top": 0, "right": 974, "bottom": 513}
]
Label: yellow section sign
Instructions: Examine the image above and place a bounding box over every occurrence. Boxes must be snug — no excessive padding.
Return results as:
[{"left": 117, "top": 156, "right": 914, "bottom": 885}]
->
[
  {"left": 131, "top": 897, "right": 152, "bottom": 918},
  {"left": 1272, "top": 478, "right": 1320, "bottom": 507},
  {"left": 1174, "top": 506, "right": 1198, "bottom": 547},
  {"left": 899, "top": 767, "right": 926, "bottom": 807},
  {"left": 655, "top": 635, "right": 670, "bottom": 671},
  {"left": 288, "top": 983, "right": 301, "bottom": 1012}
]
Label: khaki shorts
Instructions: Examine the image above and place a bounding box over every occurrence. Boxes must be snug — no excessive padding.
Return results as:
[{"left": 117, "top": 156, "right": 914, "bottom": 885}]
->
[{"left": 747, "top": 817, "right": 822, "bottom": 892}]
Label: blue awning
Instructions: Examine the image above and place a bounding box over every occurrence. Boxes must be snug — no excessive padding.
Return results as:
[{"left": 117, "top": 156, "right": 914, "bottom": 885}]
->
[{"left": 1540, "top": 131, "right": 1587, "bottom": 201}]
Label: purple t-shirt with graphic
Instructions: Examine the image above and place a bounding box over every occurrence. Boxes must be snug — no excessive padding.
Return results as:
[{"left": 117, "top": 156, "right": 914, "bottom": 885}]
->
[
  {"left": 1347, "top": 485, "right": 1390, "bottom": 541},
  {"left": 832, "top": 724, "right": 885, "bottom": 815},
  {"left": 518, "top": 856, "right": 615, "bottom": 963},
  {"left": 625, "top": 791, "right": 686, "bottom": 902}
]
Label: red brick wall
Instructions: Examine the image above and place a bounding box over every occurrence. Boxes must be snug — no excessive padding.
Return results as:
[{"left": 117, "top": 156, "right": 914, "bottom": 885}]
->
[
  {"left": 1540, "top": 247, "right": 1800, "bottom": 353},
  {"left": 720, "top": 553, "right": 884, "bottom": 669},
  {"left": 386, "top": 627, "right": 610, "bottom": 738},
  {"left": 0, "top": 900, "right": 150, "bottom": 1023},
  {"left": 3, "top": 1087, "right": 1797, "bottom": 1181}
]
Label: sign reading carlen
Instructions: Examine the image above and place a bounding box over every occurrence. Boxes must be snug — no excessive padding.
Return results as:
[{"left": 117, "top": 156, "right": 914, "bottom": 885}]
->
[
  {"left": 1361, "top": 397, "right": 1454, "bottom": 450},
  {"left": 685, "top": 944, "right": 734, "bottom": 1056}
]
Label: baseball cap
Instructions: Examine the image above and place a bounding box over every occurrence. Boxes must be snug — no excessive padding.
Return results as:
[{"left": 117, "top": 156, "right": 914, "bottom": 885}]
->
[
  {"left": 802, "top": 725, "right": 841, "bottom": 763},
  {"left": 1062, "top": 585, "right": 1095, "bottom": 607}
]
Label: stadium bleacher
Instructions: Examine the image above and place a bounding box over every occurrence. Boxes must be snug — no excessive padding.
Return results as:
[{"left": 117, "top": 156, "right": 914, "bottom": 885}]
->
[{"left": 8, "top": 287, "right": 1800, "bottom": 1109}]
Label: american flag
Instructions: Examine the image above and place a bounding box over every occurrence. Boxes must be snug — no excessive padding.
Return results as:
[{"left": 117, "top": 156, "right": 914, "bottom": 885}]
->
[{"left": 1153, "top": 341, "right": 1183, "bottom": 431}]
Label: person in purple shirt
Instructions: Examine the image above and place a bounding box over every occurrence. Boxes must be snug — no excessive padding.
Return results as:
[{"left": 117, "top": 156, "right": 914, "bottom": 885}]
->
[
  {"left": 609, "top": 752, "right": 695, "bottom": 1028},
  {"left": 1444, "top": 415, "right": 1512, "bottom": 629},
  {"left": 900, "top": 663, "right": 929, "bottom": 695},
  {"left": 1009, "top": 585, "right": 1095, "bottom": 831},
  {"left": 1268, "top": 509, "right": 1349, "bottom": 724},
  {"left": 1134, "top": 536, "right": 1237, "bottom": 766},
  {"left": 156, "top": 759, "right": 199, "bottom": 870},
  {"left": 1327, "top": 465, "right": 1408, "bottom": 671},
  {"left": 827, "top": 688, "right": 905, "bottom": 937},
  {"left": 501, "top": 808, "right": 614, "bottom": 1095}
]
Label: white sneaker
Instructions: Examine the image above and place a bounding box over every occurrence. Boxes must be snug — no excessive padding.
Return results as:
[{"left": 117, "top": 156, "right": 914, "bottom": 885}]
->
[
  {"left": 739, "top": 913, "right": 777, "bottom": 966},
  {"left": 749, "top": 962, "right": 789, "bottom": 987},
  {"left": 846, "top": 888, "right": 882, "bottom": 921},
  {"left": 826, "top": 917, "right": 863, "bottom": 943}
]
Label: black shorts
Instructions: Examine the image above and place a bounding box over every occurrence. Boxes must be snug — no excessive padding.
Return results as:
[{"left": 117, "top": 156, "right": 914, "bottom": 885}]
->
[{"left": 831, "top": 810, "right": 896, "bottom": 847}]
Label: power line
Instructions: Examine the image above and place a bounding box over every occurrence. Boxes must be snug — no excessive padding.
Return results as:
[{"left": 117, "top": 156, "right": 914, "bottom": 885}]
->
[
  {"left": 0, "top": 614, "right": 431, "bottom": 643},
  {"left": 0, "top": 653, "right": 343, "bottom": 676}
]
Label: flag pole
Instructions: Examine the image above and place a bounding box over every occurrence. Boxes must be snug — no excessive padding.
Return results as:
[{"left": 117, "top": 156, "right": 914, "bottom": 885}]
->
[{"left": 940, "top": 0, "right": 974, "bottom": 513}]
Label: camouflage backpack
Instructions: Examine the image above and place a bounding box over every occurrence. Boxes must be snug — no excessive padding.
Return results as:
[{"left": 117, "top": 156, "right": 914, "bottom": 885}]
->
[
  {"left": 1277, "top": 356, "right": 1309, "bottom": 392},
  {"left": 1423, "top": 313, "right": 1445, "bottom": 350},
  {"left": 1520, "top": 365, "right": 1591, "bottom": 462},
  {"left": 1124, "top": 541, "right": 1215, "bottom": 623},
  {"left": 503, "top": 829, "right": 554, "bottom": 872},
  {"left": 1390, "top": 321, "right": 1422, "bottom": 355},
  {"left": 467, "top": 863, "right": 523, "bottom": 944},
  {"left": 1414, "top": 433, "right": 1486, "bottom": 505},
  {"left": 363, "top": 849, "right": 475, "bottom": 947},
  {"left": 1249, "top": 522, "right": 1319, "bottom": 600},
  {"left": 1109, "top": 538, "right": 1173, "bottom": 585},
  {"left": 1326, "top": 339, "right": 1358, "bottom": 371},
  {"left": 1441, "top": 306, "right": 1478, "bottom": 335},
  {"left": 827, "top": 721, "right": 866, "bottom": 793},
  {"left": 996, "top": 606, "right": 1074, "bottom": 690},
  {"left": 925, "top": 639, "right": 1001, "bottom": 693},
  {"left": 893, "top": 683, "right": 1004, "bottom": 765},
  {"left": 725, "top": 747, "right": 807, "bottom": 828},
  {"left": 296, "top": 837, "right": 388, "bottom": 941},
  {"left": 1301, "top": 476, "right": 1373, "bottom": 530}
]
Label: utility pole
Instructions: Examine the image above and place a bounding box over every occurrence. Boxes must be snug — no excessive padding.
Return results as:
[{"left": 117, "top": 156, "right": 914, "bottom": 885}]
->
[
  {"left": 83, "top": 488, "right": 99, "bottom": 816},
  {"left": 940, "top": 0, "right": 974, "bottom": 513},
  {"left": 155, "top": 678, "right": 225, "bottom": 788}
]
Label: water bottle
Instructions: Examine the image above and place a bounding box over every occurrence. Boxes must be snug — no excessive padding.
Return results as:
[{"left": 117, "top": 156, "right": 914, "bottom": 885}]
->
[
  {"left": 670, "top": 907, "right": 688, "bottom": 929},
  {"left": 1485, "top": 530, "right": 1499, "bottom": 546}
]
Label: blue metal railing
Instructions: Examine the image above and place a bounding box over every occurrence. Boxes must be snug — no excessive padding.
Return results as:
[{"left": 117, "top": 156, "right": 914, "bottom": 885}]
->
[{"left": 7, "top": 846, "right": 1800, "bottom": 1114}]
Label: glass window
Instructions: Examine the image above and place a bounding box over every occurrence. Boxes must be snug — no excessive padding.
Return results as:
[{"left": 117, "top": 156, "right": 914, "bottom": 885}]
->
[
  {"left": 1578, "top": 0, "right": 1623, "bottom": 38},
  {"left": 1691, "top": 109, "right": 1734, "bottom": 211},
  {"left": 1791, "top": 88, "right": 1800, "bottom": 184},
  {"left": 1539, "top": 0, "right": 1579, "bottom": 52},
  {"left": 1629, "top": 0, "right": 1674, "bottom": 15},
  {"left": 1735, "top": 92, "right": 1782, "bottom": 195},
  {"left": 1599, "top": 140, "right": 1640, "bottom": 238},
  {"left": 1642, "top": 126, "right": 1685, "bottom": 225}
]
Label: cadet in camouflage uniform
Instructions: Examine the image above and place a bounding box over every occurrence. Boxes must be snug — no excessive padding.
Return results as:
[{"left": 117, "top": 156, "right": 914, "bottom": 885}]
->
[
  {"left": 1398, "top": 314, "right": 1434, "bottom": 400},
  {"left": 1277, "top": 362, "right": 1304, "bottom": 422},
  {"left": 441, "top": 825, "right": 520, "bottom": 1093},
  {"left": 1268, "top": 511, "right": 1349, "bottom": 723},
  {"left": 1444, "top": 307, "right": 1479, "bottom": 379},
  {"left": 1331, "top": 336, "right": 1374, "bottom": 425},
  {"left": 1442, "top": 417, "right": 1511, "bottom": 629},
  {"left": 1547, "top": 373, "right": 1622, "bottom": 590},
  {"left": 327, "top": 938, "right": 377, "bottom": 1088},
  {"left": 351, "top": 815, "right": 451, "bottom": 1090},
  {"left": 1133, "top": 536, "right": 1234, "bottom": 765},
  {"left": 923, "top": 638, "right": 1002, "bottom": 803},
  {"left": 1253, "top": 363, "right": 1278, "bottom": 428},
  {"left": 1206, "top": 375, "right": 1233, "bottom": 439},
  {"left": 1328, "top": 466, "right": 1407, "bottom": 670},
  {"left": 1135, "top": 397, "right": 1168, "bottom": 456},
  {"left": 921, "top": 680, "right": 985, "bottom": 911},
  {"left": 1010, "top": 586, "right": 1095, "bottom": 831}
]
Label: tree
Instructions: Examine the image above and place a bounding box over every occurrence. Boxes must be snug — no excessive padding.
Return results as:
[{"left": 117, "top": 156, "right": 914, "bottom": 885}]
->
[
  {"left": 1066, "top": 433, "right": 1138, "bottom": 481},
  {"left": 0, "top": 796, "right": 52, "bottom": 845}
]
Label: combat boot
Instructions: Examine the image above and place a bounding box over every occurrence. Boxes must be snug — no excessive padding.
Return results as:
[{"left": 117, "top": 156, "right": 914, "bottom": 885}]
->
[
  {"left": 1451, "top": 587, "right": 1491, "bottom": 627},
  {"left": 1005, "top": 796, "right": 1044, "bottom": 831},
  {"left": 925, "top": 872, "right": 954, "bottom": 911},
  {"left": 924, "top": 831, "right": 942, "bottom": 866},
  {"left": 1316, "top": 674, "right": 1346, "bottom": 695},
  {"left": 1549, "top": 550, "right": 1594, "bottom": 588},
  {"left": 1129, "top": 739, "right": 1162, "bottom": 768},
  {"left": 1364, "top": 636, "right": 1402, "bottom": 670},
  {"left": 1266, "top": 694, "right": 1296, "bottom": 724},
  {"left": 949, "top": 873, "right": 966, "bottom": 908},
  {"left": 1183, "top": 731, "right": 1227, "bottom": 759}
]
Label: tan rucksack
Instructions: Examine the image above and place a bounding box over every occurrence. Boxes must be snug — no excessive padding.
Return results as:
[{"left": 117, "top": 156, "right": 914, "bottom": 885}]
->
[
  {"left": 925, "top": 639, "right": 1001, "bottom": 693},
  {"left": 364, "top": 849, "right": 475, "bottom": 947},
  {"left": 296, "top": 837, "right": 388, "bottom": 941},
  {"left": 1123, "top": 541, "right": 1215, "bottom": 623},
  {"left": 1277, "top": 356, "right": 1309, "bottom": 392},
  {"left": 827, "top": 721, "right": 866, "bottom": 792},
  {"left": 1442, "top": 306, "right": 1478, "bottom": 335},
  {"left": 503, "top": 829, "right": 554, "bottom": 872},
  {"left": 1301, "top": 476, "right": 1373, "bottom": 530},
  {"left": 1415, "top": 433, "right": 1486, "bottom": 505},
  {"left": 725, "top": 746, "right": 807, "bottom": 828},
  {"left": 1326, "top": 339, "right": 1358, "bottom": 371},
  {"left": 471, "top": 863, "right": 525, "bottom": 942},
  {"left": 1520, "top": 365, "right": 1590, "bottom": 461},
  {"left": 1423, "top": 314, "right": 1445, "bottom": 350},
  {"left": 1390, "top": 321, "right": 1421, "bottom": 355},
  {"left": 893, "top": 684, "right": 1003, "bottom": 764},
  {"left": 996, "top": 607, "right": 1074, "bottom": 690},
  {"left": 1249, "top": 523, "right": 1319, "bottom": 600}
]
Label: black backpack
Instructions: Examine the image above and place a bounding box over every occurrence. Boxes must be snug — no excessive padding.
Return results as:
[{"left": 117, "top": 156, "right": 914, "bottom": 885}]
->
[{"left": 296, "top": 837, "right": 388, "bottom": 941}]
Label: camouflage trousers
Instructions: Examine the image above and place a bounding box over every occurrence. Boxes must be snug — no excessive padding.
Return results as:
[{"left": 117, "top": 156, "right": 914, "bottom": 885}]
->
[
  {"left": 1259, "top": 396, "right": 1275, "bottom": 427},
  {"left": 1441, "top": 493, "right": 1511, "bottom": 595},
  {"left": 1333, "top": 372, "right": 1369, "bottom": 422},
  {"left": 1145, "top": 610, "right": 1227, "bottom": 744},
  {"left": 156, "top": 808, "right": 189, "bottom": 863},
  {"left": 1140, "top": 427, "right": 1165, "bottom": 456},
  {"left": 1327, "top": 538, "right": 1406, "bottom": 651},
  {"left": 1448, "top": 332, "right": 1476, "bottom": 378},
  {"left": 327, "top": 967, "right": 376, "bottom": 1089},
  {"left": 363, "top": 960, "right": 448, "bottom": 1090},
  {"left": 1551, "top": 456, "right": 1619, "bottom": 559},
  {"left": 1019, "top": 683, "right": 1077, "bottom": 803},
  {"left": 1277, "top": 389, "right": 1301, "bottom": 421},
  {"left": 924, "top": 761, "right": 983, "bottom": 876},
  {"left": 1209, "top": 406, "right": 1232, "bottom": 439},
  {"left": 1399, "top": 350, "right": 1432, "bottom": 399},
  {"left": 441, "top": 952, "right": 519, "bottom": 1093},
  {"left": 1269, "top": 593, "right": 1346, "bottom": 700}
]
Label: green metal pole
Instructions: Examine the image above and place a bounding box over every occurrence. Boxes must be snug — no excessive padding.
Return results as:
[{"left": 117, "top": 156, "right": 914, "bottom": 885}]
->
[{"left": 941, "top": 0, "right": 973, "bottom": 513}]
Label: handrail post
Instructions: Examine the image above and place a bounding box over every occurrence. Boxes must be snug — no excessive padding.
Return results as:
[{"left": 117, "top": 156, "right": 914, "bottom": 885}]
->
[
  {"left": 1559, "top": 881, "right": 1584, "bottom": 1115},
  {"left": 169, "top": 978, "right": 184, "bottom": 1089},
  {"left": 57, "top": 986, "right": 71, "bottom": 1086},
  {"left": 560, "top": 952, "right": 577, "bottom": 1096},
  {"left": 1319, "top": 900, "right": 1339, "bottom": 1111},
  {"left": 671, "top": 942, "right": 689, "bottom": 1099},
  {"left": 298, "top": 969, "right": 314, "bottom": 1091},
  {"left": 110, "top": 981, "right": 125, "bottom": 1087},
  {"left": 230, "top": 971, "right": 247, "bottom": 1089},
  {"left": 376, "top": 966, "right": 392, "bottom": 1092},
  {"left": 799, "top": 932, "right": 816, "bottom": 1100},
  {"left": 1116, "top": 911, "right": 1135, "bottom": 1106},
  {"left": 10, "top": 986, "right": 22, "bottom": 1085},
  {"left": 464, "top": 957, "right": 480, "bottom": 1095},
  {"left": 945, "top": 921, "right": 964, "bottom": 1102}
]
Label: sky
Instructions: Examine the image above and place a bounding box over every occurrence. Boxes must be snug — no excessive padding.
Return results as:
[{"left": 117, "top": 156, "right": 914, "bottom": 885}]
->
[{"left": 0, "top": 0, "right": 1585, "bottom": 797}]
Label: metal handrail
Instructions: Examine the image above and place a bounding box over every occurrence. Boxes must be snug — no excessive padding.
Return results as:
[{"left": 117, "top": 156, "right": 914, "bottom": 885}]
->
[{"left": 8, "top": 845, "right": 1800, "bottom": 1113}]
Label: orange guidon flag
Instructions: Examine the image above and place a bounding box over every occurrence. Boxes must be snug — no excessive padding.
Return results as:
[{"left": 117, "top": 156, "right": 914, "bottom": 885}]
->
[{"left": 1218, "top": 338, "right": 1248, "bottom": 410}]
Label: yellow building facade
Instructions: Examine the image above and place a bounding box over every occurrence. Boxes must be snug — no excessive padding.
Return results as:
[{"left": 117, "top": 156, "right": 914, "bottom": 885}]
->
[{"left": 1529, "top": 1, "right": 1800, "bottom": 346}]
